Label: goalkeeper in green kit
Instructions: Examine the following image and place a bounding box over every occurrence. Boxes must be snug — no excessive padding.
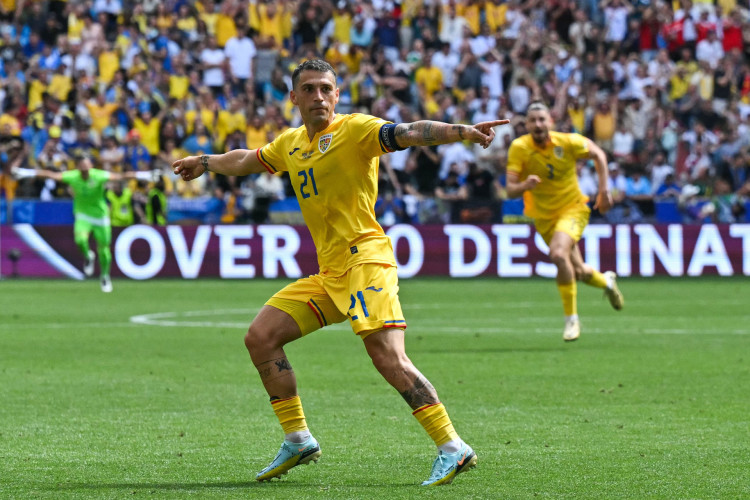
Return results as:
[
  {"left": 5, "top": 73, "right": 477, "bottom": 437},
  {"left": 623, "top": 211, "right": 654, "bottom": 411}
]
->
[{"left": 14, "top": 156, "right": 159, "bottom": 292}]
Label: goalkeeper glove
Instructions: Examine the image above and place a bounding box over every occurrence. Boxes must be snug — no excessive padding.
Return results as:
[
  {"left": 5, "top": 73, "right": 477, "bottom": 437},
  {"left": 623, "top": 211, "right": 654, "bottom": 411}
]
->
[
  {"left": 11, "top": 167, "right": 37, "bottom": 180},
  {"left": 134, "top": 170, "right": 161, "bottom": 182}
]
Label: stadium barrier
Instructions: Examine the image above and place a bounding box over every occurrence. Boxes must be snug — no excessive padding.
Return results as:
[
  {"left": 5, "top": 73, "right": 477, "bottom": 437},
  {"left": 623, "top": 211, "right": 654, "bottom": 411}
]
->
[
  {"left": 1, "top": 223, "right": 749, "bottom": 279},
  {"left": 3, "top": 198, "right": 750, "bottom": 226}
]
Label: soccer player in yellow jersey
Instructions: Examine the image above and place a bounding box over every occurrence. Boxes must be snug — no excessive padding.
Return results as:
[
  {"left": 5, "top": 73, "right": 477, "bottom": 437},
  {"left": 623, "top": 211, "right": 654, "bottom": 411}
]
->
[
  {"left": 506, "top": 102, "right": 625, "bottom": 342},
  {"left": 174, "top": 59, "right": 507, "bottom": 486}
]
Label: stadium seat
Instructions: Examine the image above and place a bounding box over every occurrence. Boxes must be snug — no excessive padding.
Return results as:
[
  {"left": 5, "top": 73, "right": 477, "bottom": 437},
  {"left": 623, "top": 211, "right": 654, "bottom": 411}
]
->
[
  {"left": 655, "top": 199, "right": 682, "bottom": 223},
  {"left": 2, "top": 199, "right": 75, "bottom": 225},
  {"left": 502, "top": 198, "right": 524, "bottom": 216},
  {"left": 269, "top": 197, "right": 305, "bottom": 224}
]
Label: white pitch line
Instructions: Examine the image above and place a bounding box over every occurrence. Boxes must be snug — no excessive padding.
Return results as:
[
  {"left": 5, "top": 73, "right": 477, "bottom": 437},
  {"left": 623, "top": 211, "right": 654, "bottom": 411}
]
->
[
  {"left": 2, "top": 308, "right": 746, "bottom": 335},
  {"left": 127, "top": 310, "right": 748, "bottom": 335},
  {"left": 1, "top": 322, "right": 137, "bottom": 330}
]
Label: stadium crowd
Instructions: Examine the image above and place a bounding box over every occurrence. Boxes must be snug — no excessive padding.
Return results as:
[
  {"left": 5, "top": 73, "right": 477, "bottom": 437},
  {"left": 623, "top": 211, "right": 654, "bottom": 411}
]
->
[{"left": 1, "top": 0, "right": 750, "bottom": 226}]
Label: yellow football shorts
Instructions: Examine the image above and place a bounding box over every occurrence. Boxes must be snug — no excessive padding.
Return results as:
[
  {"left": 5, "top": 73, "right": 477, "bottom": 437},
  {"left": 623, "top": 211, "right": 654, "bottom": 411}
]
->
[
  {"left": 266, "top": 263, "right": 407, "bottom": 339},
  {"left": 534, "top": 202, "right": 591, "bottom": 245}
]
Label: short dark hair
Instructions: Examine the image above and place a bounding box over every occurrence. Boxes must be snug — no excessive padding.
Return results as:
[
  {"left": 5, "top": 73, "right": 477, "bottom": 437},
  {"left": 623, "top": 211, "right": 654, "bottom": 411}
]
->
[
  {"left": 291, "top": 59, "right": 337, "bottom": 89},
  {"left": 526, "top": 101, "right": 550, "bottom": 114}
]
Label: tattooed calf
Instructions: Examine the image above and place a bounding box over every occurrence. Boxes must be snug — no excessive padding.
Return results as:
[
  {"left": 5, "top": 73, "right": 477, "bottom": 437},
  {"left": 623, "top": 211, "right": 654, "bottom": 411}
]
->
[
  {"left": 399, "top": 375, "right": 439, "bottom": 410},
  {"left": 256, "top": 357, "right": 294, "bottom": 383}
]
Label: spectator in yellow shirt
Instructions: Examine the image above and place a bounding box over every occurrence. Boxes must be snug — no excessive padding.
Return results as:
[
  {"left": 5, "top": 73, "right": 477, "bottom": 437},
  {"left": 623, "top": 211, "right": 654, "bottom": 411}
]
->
[
  {"left": 85, "top": 92, "right": 119, "bottom": 139},
  {"left": 669, "top": 66, "right": 691, "bottom": 102},
  {"left": 323, "top": 40, "right": 347, "bottom": 70},
  {"left": 250, "top": 1, "right": 291, "bottom": 49},
  {"left": 330, "top": 1, "right": 352, "bottom": 45},
  {"left": 0, "top": 0, "right": 16, "bottom": 21},
  {"left": 245, "top": 113, "right": 270, "bottom": 150},
  {"left": 0, "top": 111, "right": 21, "bottom": 137},
  {"left": 184, "top": 87, "right": 218, "bottom": 136},
  {"left": 176, "top": 4, "right": 199, "bottom": 41},
  {"left": 414, "top": 56, "right": 444, "bottom": 100},
  {"left": 97, "top": 43, "right": 120, "bottom": 85},
  {"left": 67, "top": 3, "right": 86, "bottom": 42},
  {"left": 214, "top": 1, "right": 238, "bottom": 47},
  {"left": 132, "top": 103, "right": 166, "bottom": 156},
  {"left": 169, "top": 57, "right": 191, "bottom": 100},
  {"left": 47, "top": 64, "right": 73, "bottom": 103},
  {"left": 155, "top": 3, "right": 175, "bottom": 31},
  {"left": 484, "top": 0, "right": 507, "bottom": 33},
  {"left": 27, "top": 68, "right": 51, "bottom": 113},
  {"left": 592, "top": 97, "right": 617, "bottom": 153},
  {"left": 216, "top": 97, "right": 247, "bottom": 150},
  {"left": 197, "top": 0, "right": 219, "bottom": 36},
  {"left": 456, "top": 0, "right": 481, "bottom": 36}
]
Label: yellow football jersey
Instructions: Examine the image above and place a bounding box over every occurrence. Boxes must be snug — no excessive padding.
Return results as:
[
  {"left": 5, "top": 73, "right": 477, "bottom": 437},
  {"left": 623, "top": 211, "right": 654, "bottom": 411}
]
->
[
  {"left": 506, "top": 131, "right": 589, "bottom": 220},
  {"left": 257, "top": 113, "right": 397, "bottom": 275}
]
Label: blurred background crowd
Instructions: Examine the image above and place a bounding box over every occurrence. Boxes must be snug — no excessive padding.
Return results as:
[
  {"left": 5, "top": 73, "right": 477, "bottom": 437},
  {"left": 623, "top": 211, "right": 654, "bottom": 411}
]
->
[{"left": 1, "top": 0, "right": 750, "bottom": 226}]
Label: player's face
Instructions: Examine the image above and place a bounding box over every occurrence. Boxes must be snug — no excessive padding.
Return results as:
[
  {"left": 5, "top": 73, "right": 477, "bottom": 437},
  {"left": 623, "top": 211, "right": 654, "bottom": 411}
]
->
[
  {"left": 78, "top": 158, "right": 92, "bottom": 177},
  {"left": 526, "top": 109, "right": 552, "bottom": 145},
  {"left": 291, "top": 70, "right": 339, "bottom": 130}
]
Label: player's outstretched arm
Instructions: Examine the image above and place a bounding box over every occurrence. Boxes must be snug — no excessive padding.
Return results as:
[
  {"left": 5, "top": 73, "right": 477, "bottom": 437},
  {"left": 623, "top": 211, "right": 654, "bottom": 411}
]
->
[
  {"left": 394, "top": 120, "right": 509, "bottom": 150},
  {"left": 172, "top": 149, "right": 266, "bottom": 181},
  {"left": 12, "top": 167, "right": 63, "bottom": 182},
  {"left": 115, "top": 170, "right": 161, "bottom": 182},
  {"left": 585, "top": 139, "right": 613, "bottom": 214}
]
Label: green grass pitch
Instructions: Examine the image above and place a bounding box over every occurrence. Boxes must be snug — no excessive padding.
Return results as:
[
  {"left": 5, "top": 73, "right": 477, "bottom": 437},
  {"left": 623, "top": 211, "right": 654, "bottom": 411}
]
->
[{"left": 1, "top": 277, "right": 748, "bottom": 499}]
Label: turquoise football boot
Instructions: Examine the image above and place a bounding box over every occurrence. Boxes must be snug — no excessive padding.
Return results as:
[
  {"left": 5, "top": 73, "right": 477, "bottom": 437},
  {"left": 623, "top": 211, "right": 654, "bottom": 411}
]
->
[
  {"left": 256, "top": 436, "right": 321, "bottom": 481},
  {"left": 421, "top": 442, "right": 477, "bottom": 486}
]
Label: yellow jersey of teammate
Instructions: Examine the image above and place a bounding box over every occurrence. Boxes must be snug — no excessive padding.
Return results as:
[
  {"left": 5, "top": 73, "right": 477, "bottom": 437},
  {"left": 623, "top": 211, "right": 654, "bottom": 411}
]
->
[
  {"left": 506, "top": 130, "right": 590, "bottom": 220},
  {"left": 257, "top": 113, "right": 396, "bottom": 276}
]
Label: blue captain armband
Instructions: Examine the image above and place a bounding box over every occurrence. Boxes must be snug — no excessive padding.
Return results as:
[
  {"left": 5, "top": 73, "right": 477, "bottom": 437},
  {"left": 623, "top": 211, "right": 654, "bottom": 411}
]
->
[{"left": 379, "top": 123, "right": 407, "bottom": 152}]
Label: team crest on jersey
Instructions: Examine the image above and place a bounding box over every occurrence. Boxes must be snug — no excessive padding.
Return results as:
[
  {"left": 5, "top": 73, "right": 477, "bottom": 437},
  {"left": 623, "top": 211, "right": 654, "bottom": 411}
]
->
[
  {"left": 318, "top": 133, "right": 333, "bottom": 153},
  {"left": 553, "top": 146, "right": 564, "bottom": 159}
]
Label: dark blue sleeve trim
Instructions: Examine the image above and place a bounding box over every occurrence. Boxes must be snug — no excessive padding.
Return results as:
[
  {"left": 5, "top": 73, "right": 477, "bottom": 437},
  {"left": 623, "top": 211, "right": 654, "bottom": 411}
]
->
[{"left": 379, "top": 123, "right": 406, "bottom": 152}]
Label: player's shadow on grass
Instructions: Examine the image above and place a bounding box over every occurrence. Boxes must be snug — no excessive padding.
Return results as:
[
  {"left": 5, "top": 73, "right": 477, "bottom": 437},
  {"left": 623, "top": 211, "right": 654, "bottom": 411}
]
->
[
  {"left": 412, "top": 346, "right": 588, "bottom": 354},
  {"left": 52, "top": 481, "right": 258, "bottom": 491},
  {"left": 51, "top": 479, "right": 417, "bottom": 491}
]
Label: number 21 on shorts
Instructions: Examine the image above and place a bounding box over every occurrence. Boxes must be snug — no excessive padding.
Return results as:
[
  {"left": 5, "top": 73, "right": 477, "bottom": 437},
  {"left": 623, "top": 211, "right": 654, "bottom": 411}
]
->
[{"left": 348, "top": 291, "right": 369, "bottom": 321}]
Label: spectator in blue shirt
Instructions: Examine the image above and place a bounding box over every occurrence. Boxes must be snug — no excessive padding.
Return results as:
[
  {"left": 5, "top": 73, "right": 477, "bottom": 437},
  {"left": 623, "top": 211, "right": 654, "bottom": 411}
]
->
[
  {"left": 351, "top": 15, "right": 375, "bottom": 48},
  {"left": 655, "top": 173, "right": 682, "bottom": 199},
  {"left": 64, "top": 127, "right": 98, "bottom": 161},
  {"left": 22, "top": 31, "right": 44, "bottom": 59},
  {"left": 625, "top": 169, "right": 652, "bottom": 199},
  {"left": 123, "top": 129, "right": 151, "bottom": 171},
  {"left": 182, "top": 121, "right": 213, "bottom": 156}
]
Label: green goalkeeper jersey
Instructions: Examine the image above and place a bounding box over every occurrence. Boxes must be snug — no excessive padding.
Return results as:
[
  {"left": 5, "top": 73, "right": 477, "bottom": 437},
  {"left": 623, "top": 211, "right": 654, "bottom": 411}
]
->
[{"left": 61, "top": 169, "right": 112, "bottom": 221}]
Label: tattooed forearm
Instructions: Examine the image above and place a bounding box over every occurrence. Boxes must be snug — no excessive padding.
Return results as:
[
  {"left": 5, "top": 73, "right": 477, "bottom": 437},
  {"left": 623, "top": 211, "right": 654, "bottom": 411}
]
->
[
  {"left": 256, "top": 357, "right": 294, "bottom": 383},
  {"left": 395, "top": 121, "right": 468, "bottom": 147},
  {"left": 422, "top": 122, "right": 436, "bottom": 143},
  {"left": 399, "top": 375, "right": 439, "bottom": 410}
]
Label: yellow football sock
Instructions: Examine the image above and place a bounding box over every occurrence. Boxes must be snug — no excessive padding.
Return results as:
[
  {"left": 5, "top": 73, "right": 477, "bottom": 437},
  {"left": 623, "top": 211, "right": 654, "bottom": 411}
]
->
[
  {"left": 584, "top": 270, "right": 608, "bottom": 289},
  {"left": 412, "top": 403, "right": 458, "bottom": 447},
  {"left": 271, "top": 395, "right": 308, "bottom": 434},
  {"left": 557, "top": 281, "right": 577, "bottom": 316}
]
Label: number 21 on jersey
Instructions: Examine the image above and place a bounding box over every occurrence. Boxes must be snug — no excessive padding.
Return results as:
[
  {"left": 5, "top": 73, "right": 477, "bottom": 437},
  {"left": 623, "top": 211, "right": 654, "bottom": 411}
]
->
[{"left": 298, "top": 168, "right": 319, "bottom": 198}]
